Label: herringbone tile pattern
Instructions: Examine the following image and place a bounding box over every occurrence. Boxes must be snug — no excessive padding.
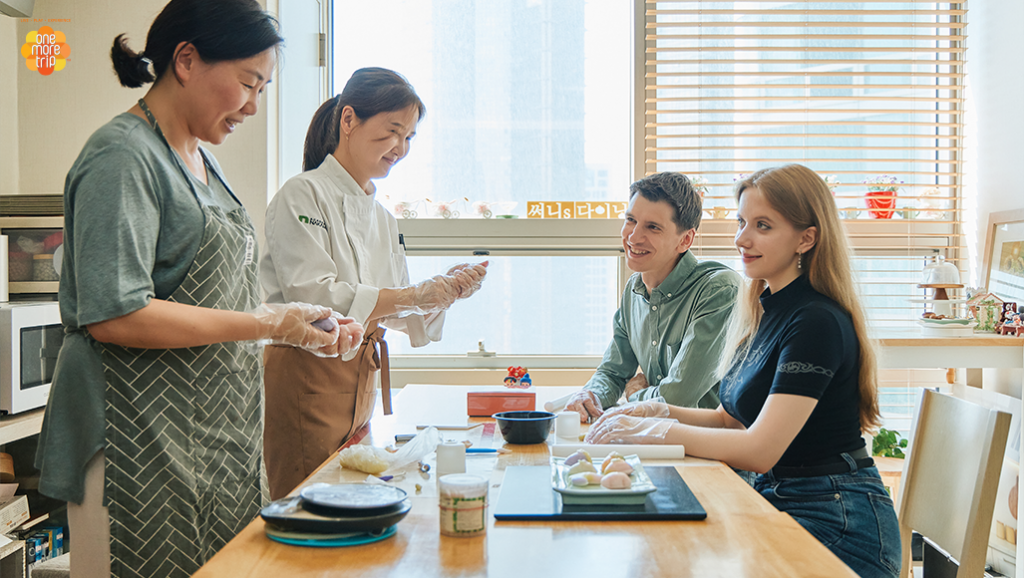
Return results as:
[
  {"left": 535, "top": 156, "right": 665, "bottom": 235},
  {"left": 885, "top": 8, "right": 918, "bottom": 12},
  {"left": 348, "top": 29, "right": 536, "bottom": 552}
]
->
[{"left": 102, "top": 206, "right": 264, "bottom": 578}]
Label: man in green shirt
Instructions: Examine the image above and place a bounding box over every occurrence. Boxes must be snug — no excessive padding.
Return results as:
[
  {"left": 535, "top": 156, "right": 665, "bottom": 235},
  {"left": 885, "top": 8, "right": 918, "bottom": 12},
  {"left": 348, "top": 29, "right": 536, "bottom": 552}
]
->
[{"left": 567, "top": 172, "right": 741, "bottom": 422}]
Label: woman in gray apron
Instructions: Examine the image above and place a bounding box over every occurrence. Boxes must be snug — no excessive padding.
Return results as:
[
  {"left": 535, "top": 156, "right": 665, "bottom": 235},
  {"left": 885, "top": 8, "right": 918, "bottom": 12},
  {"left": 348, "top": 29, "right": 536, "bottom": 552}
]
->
[
  {"left": 34, "top": 2, "right": 358, "bottom": 577},
  {"left": 260, "top": 69, "right": 487, "bottom": 499}
]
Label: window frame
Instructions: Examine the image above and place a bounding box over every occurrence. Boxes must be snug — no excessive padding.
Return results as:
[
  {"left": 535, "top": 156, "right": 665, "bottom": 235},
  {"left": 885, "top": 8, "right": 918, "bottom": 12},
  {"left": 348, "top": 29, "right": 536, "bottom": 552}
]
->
[
  {"left": 318, "top": 0, "right": 969, "bottom": 376},
  {"left": 392, "top": 219, "right": 630, "bottom": 371}
]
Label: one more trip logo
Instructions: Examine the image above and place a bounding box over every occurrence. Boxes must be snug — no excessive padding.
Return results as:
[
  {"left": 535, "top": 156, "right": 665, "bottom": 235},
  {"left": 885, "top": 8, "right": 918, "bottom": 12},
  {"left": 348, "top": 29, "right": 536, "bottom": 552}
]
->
[
  {"left": 298, "top": 215, "right": 328, "bottom": 231},
  {"left": 21, "top": 26, "right": 70, "bottom": 76}
]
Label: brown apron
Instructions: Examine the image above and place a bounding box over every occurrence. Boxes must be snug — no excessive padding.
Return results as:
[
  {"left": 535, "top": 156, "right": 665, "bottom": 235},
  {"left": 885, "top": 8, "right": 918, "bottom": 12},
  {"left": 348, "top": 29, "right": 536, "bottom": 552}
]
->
[{"left": 263, "top": 322, "right": 391, "bottom": 500}]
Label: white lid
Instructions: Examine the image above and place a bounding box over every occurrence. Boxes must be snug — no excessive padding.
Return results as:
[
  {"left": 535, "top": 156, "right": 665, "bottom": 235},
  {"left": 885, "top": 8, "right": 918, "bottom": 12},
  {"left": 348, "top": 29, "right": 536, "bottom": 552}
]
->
[{"left": 439, "top": 473, "right": 487, "bottom": 497}]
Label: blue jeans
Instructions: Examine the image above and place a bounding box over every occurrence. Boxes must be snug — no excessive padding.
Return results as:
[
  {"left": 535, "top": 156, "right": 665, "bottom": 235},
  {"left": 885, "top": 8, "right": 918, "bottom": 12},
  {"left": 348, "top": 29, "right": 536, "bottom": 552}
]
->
[{"left": 755, "top": 461, "right": 901, "bottom": 578}]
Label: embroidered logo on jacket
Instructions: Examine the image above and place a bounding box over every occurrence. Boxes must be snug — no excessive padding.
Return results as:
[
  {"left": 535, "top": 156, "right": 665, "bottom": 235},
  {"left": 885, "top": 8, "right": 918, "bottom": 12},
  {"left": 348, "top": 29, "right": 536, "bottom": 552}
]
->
[{"left": 298, "top": 215, "right": 328, "bottom": 231}]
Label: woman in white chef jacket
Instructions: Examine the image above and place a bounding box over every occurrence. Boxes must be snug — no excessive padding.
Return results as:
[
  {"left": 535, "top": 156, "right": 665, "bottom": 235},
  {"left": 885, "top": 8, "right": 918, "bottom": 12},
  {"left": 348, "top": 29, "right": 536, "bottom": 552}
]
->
[{"left": 261, "top": 68, "right": 487, "bottom": 498}]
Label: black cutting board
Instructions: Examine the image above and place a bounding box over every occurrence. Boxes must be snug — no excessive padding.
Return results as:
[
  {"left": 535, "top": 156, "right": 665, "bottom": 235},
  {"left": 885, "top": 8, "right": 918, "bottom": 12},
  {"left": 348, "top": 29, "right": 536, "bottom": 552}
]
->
[{"left": 492, "top": 466, "right": 707, "bottom": 521}]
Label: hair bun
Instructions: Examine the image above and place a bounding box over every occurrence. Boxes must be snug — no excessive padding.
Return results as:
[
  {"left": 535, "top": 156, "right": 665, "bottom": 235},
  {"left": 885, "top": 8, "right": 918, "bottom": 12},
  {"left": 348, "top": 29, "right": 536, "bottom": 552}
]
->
[{"left": 110, "top": 33, "right": 156, "bottom": 88}]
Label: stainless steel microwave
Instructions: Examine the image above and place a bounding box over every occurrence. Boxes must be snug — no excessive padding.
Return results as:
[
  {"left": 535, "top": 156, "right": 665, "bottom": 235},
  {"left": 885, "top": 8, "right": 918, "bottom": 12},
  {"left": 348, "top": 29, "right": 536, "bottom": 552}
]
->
[{"left": 0, "top": 301, "right": 62, "bottom": 415}]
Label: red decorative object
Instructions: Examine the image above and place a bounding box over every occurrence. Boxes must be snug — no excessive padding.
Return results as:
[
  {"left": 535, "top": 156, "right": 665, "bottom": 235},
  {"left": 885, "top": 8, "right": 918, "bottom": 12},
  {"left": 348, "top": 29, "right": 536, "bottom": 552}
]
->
[
  {"left": 865, "top": 190, "right": 897, "bottom": 219},
  {"left": 503, "top": 366, "right": 531, "bottom": 389}
]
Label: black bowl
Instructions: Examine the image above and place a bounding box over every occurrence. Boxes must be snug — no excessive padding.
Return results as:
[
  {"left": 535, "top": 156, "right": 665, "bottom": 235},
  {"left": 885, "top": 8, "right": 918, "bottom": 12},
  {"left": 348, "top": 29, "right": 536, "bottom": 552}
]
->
[{"left": 493, "top": 411, "right": 556, "bottom": 444}]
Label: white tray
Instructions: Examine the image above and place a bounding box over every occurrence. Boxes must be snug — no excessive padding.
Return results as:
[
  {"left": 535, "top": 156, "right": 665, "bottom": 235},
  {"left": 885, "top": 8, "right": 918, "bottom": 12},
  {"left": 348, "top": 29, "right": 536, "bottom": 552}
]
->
[{"left": 551, "top": 454, "right": 657, "bottom": 505}]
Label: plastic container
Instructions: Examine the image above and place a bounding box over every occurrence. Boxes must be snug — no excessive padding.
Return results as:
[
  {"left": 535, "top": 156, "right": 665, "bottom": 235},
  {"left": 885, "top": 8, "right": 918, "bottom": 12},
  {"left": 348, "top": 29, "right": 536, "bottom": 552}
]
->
[
  {"left": 555, "top": 411, "right": 581, "bottom": 442},
  {"left": 8, "top": 251, "right": 31, "bottom": 282},
  {"left": 33, "top": 254, "right": 58, "bottom": 281},
  {"left": 435, "top": 441, "right": 466, "bottom": 479},
  {"left": 438, "top": 473, "right": 488, "bottom": 537}
]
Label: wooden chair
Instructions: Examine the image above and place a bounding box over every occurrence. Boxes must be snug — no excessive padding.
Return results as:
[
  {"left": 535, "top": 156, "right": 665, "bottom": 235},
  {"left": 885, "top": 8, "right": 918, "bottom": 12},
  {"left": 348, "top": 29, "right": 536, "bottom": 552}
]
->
[{"left": 898, "top": 388, "right": 1012, "bottom": 578}]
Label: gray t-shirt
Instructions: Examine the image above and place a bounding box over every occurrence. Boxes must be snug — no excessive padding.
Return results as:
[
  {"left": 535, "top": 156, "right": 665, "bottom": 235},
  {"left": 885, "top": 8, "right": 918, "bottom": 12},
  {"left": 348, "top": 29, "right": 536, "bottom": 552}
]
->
[
  {"left": 36, "top": 112, "right": 241, "bottom": 503},
  {"left": 61, "top": 113, "right": 240, "bottom": 327}
]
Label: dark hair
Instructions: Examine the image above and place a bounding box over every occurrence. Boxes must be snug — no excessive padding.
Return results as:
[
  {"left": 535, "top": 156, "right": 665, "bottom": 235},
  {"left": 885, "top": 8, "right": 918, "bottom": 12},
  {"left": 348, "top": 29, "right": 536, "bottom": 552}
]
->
[
  {"left": 628, "top": 172, "right": 703, "bottom": 232},
  {"left": 110, "top": 0, "right": 283, "bottom": 88},
  {"left": 303, "top": 68, "right": 426, "bottom": 171}
]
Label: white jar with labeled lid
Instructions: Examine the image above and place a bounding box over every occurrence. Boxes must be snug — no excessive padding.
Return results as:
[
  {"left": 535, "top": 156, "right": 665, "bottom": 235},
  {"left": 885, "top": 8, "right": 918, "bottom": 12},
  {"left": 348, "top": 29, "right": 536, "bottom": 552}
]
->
[{"left": 438, "top": 473, "right": 487, "bottom": 537}]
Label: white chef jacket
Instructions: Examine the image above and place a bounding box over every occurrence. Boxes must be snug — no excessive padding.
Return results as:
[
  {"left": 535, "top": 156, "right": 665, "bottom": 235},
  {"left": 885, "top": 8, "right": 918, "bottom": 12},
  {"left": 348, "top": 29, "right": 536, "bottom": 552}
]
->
[{"left": 261, "top": 154, "right": 444, "bottom": 362}]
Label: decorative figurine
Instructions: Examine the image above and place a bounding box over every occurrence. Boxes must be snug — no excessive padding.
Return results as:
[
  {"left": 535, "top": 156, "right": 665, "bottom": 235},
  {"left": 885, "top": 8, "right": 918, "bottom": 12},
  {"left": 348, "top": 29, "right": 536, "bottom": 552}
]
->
[
  {"left": 472, "top": 201, "right": 494, "bottom": 219},
  {"left": 968, "top": 291, "right": 1005, "bottom": 332},
  {"left": 999, "top": 313, "right": 1023, "bottom": 337},
  {"left": 431, "top": 198, "right": 462, "bottom": 219},
  {"left": 503, "top": 366, "right": 531, "bottom": 389}
]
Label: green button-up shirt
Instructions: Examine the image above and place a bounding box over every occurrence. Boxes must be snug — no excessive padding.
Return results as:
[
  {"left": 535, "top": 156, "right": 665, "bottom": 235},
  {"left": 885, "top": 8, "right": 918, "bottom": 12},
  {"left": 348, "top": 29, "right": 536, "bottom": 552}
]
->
[{"left": 584, "top": 251, "right": 741, "bottom": 409}]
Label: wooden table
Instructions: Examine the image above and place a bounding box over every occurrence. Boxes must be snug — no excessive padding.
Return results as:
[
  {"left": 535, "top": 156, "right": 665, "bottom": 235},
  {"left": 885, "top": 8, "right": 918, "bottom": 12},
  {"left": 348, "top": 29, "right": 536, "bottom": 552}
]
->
[{"left": 194, "top": 385, "right": 858, "bottom": 578}]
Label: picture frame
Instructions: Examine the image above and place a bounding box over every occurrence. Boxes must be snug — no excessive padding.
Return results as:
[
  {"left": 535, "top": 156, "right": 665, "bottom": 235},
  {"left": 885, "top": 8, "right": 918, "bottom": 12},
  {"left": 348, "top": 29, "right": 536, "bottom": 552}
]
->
[{"left": 982, "top": 208, "right": 1024, "bottom": 305}]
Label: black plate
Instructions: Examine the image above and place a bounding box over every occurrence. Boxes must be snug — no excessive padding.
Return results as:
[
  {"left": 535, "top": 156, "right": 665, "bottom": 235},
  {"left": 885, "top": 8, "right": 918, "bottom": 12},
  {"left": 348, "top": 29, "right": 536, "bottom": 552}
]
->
[
  {"left": 300, "top": 483, "right": 408, "bottom": 510},
  {"left": 260, "top": 496, "right": 412, "bottom": 534}
]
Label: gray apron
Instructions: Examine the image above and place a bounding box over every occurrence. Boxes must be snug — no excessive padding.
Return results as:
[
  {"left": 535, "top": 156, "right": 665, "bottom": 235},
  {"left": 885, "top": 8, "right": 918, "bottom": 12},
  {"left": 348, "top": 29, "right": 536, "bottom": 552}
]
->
[{"left": 100, "top": 100, "right": 265, "bottom": 577}]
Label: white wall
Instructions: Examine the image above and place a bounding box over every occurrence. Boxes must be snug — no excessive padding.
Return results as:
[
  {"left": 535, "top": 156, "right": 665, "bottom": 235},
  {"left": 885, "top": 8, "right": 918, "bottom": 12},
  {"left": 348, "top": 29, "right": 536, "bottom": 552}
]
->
[
  {"left": 0, "top": 16, "right": 18, "bottom": 197},
  {"left": 965, "top": 0, "right": 1024, "bottom": 285},
  {"left": 8, "top": 0, "right": 274, "bottom": 243},
  {"left": 965, "top": 0, "right": 1024, "bottom": 397}
]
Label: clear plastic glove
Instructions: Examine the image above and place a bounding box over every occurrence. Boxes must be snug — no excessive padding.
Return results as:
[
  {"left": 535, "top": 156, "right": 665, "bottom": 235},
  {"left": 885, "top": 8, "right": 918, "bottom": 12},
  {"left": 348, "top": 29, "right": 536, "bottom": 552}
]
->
[
  {"left": 445, "top": 261, "right": 489, "bottom": 299},
  {"left": 599, "top": 400, "right": 671, "bottom": 422},
  {"left": 334, "top": 315, "right": 365, "bottom": 353},
  {"left": 303, "top": 312, "right": 364, "bottom": 357},
  {"left": 393, "top": 275, "right": 462, "bottom": 316},
  {"left": 565, "top": 389, "right": 604, "bottom": 423},
  {"left": 250, "top": 302, "right": 339, "bottom": 355},
  {"left": 584, "top": 415, "right": 675, "bottom": 445}
]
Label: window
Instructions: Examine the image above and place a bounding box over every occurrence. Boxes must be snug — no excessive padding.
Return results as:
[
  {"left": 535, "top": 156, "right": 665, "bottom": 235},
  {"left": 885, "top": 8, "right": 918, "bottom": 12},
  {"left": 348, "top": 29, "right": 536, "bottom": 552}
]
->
[
  {"left": 387, "top": 255, "right": 620, "bottom": 356},
  {"left": 324, "top": 1, "right": 971, "bottom": 416},
  {"left": 644, "top": 0, "right": 968, "bottom": 430},
  {"left": 332, "top": 1, "right": 633, "bottom": 360},
  {"left": 645, "top": 0, "right": 967, "bottom": 329},
  {"left": 332, "top": 0, "right": 632, "bottom": 213}
]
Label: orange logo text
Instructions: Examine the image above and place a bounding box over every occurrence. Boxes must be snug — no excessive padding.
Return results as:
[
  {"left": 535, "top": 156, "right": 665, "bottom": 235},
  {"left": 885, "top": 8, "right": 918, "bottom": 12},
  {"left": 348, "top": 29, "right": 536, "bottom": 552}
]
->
[{"left": 21, "top": 26, "right": 70, "bottom": 76}]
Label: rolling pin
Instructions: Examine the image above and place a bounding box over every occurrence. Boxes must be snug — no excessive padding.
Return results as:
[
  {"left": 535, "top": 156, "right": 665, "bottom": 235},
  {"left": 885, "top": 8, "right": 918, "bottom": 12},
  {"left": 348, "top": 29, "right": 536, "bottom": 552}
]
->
[{"left": 543, "top": 393, "right": 575, "bottom": 413}]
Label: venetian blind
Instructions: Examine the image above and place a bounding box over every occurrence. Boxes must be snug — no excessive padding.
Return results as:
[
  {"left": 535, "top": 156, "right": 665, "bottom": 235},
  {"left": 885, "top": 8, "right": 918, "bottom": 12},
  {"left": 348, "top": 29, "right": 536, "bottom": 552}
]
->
[{"left": 645, "top": 0, "right": 967, "bottom": 328}]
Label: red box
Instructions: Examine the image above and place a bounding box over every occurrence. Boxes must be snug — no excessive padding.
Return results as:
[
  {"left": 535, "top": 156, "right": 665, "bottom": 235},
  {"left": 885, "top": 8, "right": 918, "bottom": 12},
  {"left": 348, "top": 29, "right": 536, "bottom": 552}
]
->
[{"left": 467, "top": 388, "right": 536, "bottom": 417}]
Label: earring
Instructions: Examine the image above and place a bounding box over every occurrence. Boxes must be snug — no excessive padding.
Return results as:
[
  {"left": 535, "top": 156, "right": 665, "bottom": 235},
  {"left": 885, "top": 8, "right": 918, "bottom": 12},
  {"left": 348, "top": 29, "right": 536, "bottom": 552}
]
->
[{"left": 797, "top": 253, "right": 802, "bottom": 270}]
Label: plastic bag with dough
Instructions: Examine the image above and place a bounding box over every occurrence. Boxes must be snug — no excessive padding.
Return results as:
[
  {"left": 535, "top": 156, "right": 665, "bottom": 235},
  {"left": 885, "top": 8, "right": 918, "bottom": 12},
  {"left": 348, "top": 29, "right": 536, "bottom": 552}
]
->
[{"left": 338, "top": 445, "right": 391, "bottom": 475}]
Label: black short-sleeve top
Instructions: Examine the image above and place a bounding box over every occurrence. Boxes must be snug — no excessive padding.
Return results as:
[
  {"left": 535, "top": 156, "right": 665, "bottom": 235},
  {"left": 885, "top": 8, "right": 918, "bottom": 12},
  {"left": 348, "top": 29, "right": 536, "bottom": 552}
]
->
[{"left": 720, "top": 275, "right": 866, "bottom": 467}]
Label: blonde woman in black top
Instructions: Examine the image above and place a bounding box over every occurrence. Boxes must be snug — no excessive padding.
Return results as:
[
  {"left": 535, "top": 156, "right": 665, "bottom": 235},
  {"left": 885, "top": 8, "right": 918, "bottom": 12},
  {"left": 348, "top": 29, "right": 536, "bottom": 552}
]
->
[{"left": 587, "top": 164, "right": 900, "bottom": 578}]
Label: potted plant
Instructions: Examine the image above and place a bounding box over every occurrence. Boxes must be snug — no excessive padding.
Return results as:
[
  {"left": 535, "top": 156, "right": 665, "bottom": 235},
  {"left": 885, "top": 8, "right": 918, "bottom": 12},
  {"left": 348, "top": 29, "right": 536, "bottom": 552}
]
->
[
  {"left": 863, "top": 175, "right": 902, "bottom": 219},
  {"left": 690, "top": 175, "right": 708, "bottom": 198},
  {"left": 820, "top": 174, "right": 839, "bottom": 195},
  {"left": 872, "top": 427, "right": 908, "bottom": 458}
]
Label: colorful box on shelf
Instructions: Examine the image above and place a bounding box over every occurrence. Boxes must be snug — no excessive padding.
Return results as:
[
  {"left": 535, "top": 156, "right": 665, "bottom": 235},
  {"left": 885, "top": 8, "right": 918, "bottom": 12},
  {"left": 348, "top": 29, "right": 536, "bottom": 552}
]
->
[{"left": 467, "top": 387, "right": 536, "bottom": 417}]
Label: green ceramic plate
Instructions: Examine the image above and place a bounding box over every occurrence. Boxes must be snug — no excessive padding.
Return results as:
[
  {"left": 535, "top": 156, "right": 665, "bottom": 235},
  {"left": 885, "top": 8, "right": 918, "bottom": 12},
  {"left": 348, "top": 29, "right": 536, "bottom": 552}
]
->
[{"left": 918, "top": 317, "right": 974, "bottom": 326}]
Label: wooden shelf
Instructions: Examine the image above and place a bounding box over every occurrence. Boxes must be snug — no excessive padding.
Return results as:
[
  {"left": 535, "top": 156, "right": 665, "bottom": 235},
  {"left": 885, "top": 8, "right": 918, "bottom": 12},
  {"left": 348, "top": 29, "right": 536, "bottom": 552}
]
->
[{"left": 0, "top": 410, "right": 44, "bottom": 446}]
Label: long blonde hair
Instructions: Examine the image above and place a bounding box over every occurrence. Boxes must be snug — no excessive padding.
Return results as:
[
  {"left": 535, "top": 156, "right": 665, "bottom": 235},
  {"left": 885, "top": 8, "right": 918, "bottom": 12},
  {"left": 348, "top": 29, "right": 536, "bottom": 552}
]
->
[{"left": 715, "top": 164, "right": 881, "bottom": 433}]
